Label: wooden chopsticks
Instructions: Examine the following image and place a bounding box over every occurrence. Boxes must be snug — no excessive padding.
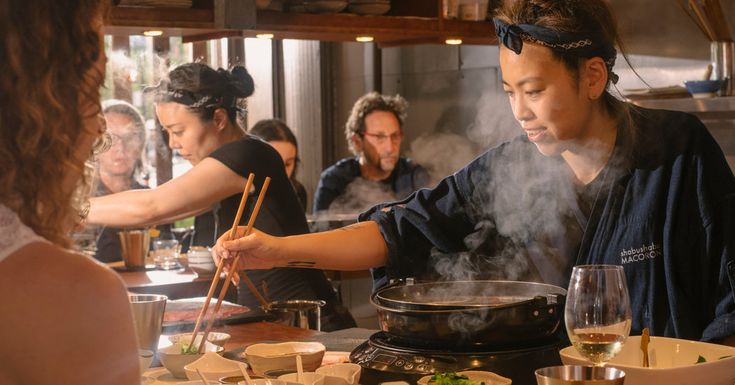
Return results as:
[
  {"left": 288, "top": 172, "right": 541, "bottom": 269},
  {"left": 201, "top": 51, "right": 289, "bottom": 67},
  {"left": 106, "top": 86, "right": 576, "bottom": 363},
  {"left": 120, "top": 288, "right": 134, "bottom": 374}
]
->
[
  {"left": 195, "top": 176, "right": 272, "bottom": 353},
  {"left": 185, "top": 173, "right": 271, "bottom": 353}
]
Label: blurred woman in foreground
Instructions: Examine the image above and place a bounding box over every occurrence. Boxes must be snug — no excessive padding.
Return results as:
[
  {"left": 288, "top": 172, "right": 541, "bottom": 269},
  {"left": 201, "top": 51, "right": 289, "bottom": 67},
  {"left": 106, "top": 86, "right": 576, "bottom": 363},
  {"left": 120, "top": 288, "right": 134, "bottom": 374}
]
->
[{"left": 0, "top": 0, "right": 140, "bottom": 383}]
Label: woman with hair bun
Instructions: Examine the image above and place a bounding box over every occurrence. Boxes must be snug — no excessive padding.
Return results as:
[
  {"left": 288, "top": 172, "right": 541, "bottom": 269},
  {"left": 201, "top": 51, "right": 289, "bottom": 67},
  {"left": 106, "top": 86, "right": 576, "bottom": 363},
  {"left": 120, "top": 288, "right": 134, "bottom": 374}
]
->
[{"left": 88, "top": 62, "right": 355, "bottom": 331}]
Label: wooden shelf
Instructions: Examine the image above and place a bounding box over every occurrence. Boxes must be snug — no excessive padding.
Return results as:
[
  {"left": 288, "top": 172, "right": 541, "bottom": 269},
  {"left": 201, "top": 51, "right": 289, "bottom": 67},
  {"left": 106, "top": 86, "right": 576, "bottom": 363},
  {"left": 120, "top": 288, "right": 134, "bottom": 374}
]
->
[{"left": 105, "top": 2, "right": 497, "bottom": 46}]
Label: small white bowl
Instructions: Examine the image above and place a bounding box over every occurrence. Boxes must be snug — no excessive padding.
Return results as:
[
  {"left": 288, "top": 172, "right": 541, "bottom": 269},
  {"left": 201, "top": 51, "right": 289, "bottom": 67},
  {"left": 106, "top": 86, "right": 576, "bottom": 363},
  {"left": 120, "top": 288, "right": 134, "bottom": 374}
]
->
[
  {"left": 169, "top": 332, "right": 231, "bottom": 348},
  {"left": 184, "top": 351, "right": 242, "bottom": 380},
  {"left": 245, "top": 342, "right": 326, "bottom": 376},
  {"left": 315, "top": 363, "right": 362, "bottom": 385},
  {"left": 138, "top": 349, "right": 154, "bottom": 375},
  {"left": 278, "top": 372, "right": 326, "bottom": 385},
  {"left": 158, "top": 341, "right": 225, "bottom": 379},
  {"left": 560, "top": 335, "right": 735, "bottom": 385},
  {"left": 417, "top": 371, "right": 512, "bottom": 385}
]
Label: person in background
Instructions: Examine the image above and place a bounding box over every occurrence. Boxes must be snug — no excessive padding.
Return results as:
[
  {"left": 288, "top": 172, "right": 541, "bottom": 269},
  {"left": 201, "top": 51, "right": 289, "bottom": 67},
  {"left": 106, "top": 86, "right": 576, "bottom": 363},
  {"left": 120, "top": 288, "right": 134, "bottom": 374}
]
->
[
  {"left": 215, "top": 0, "right": 735, "bottom": 345},
  {"left": 86, "top": 63, "right": 356, "bottom": 331},
  {"left": 92, "top": 99, "right": 152, "bottom": 262},
  {"left": 249, "top": 119, "right": 308, "bottom": 211},
  {"left": 313, "top": 92, "right": 430, "bottom": 214},
  {"left": 0, "top": 0, "right": 141, "bottom": 383}
]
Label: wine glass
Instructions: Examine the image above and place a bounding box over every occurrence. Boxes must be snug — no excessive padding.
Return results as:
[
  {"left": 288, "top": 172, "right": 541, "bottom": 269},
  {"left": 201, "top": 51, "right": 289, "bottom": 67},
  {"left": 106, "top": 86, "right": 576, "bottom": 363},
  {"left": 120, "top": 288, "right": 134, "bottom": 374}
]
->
[{"left": 565, "top": 264, "right": 632, "bottom": 366}]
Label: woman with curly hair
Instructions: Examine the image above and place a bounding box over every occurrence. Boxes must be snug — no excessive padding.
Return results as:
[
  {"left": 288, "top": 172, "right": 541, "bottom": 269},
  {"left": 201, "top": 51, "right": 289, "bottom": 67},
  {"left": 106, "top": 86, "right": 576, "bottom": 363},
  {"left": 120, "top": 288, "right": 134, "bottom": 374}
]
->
[{"left": 0, "top": 0, "right": 140, "bottom": 383}]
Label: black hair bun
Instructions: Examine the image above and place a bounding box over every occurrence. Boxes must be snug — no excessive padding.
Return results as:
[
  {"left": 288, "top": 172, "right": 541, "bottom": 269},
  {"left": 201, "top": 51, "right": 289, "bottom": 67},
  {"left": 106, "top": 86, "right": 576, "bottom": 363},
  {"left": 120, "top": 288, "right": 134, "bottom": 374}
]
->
[{"left": 228, "top": 66, "right": 254, "bottom": 98}]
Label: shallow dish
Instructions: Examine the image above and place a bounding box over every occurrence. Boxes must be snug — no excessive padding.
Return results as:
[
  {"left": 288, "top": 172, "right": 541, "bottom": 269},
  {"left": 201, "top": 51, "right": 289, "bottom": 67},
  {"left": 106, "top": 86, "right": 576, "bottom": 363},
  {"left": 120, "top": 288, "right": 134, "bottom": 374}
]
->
[
  {"left": 184, "top": 351, "right": 242, "bottom": 380},
  {"left": 560, "top": 335, "right": 735, "bottom": 385},
  {"left": 305, "top": 0, "right": 347, "bottom": 13},
  {"left": 169, "top": 331, "right": 231, "bottom": 347},
  {"left": 245, "top": 341, "right": 326, "bottom": 375},
  {"left": 684, "top": 79, "right": 724, "bottom": 98},
  {"left": 417, "top": 371, "right": 512, "bottom": 385},
  {"left": 158, "top": 341, "right": 225, "bottom": 379}
]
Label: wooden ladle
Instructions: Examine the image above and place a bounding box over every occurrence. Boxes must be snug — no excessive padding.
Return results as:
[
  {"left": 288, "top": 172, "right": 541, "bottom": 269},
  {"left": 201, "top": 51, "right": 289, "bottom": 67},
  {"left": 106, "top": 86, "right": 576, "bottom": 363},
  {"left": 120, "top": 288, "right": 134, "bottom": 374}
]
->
[{"left": 641, "top": 327, "right": 650, "bottom": 367}]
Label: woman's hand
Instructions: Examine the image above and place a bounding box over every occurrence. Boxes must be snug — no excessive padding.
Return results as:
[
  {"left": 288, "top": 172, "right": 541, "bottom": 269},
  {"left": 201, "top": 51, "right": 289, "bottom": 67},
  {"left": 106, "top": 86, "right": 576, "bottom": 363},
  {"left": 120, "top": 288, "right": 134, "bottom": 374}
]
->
[{"left": 212, "top": 227, "right": 285, "bottom": 270}]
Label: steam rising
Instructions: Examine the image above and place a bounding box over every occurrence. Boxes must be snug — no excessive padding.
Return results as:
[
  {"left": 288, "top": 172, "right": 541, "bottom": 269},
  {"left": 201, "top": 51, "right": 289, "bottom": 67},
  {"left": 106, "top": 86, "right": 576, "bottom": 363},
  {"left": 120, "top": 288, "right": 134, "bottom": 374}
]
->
[{"left": 327, "top": 178, "right": 398, "bottom": 214}]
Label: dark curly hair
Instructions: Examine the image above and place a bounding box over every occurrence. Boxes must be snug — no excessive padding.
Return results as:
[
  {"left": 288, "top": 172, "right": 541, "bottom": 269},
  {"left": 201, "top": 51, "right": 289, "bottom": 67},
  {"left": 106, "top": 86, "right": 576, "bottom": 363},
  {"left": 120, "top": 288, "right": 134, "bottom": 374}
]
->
[
  {"left": 0, "top": 0, "right": 109, "bottom": 247},
  {"left": 344, "top": 92, "right": 408, "bottom": 154}
]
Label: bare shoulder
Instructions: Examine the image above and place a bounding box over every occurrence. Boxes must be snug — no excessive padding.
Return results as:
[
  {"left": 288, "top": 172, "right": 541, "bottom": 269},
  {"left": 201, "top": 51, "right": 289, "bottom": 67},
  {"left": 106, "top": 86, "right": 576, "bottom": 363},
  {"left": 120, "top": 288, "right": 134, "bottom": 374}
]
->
[{"left": 0, "top": 242, "right": 140, "bottom": 385}]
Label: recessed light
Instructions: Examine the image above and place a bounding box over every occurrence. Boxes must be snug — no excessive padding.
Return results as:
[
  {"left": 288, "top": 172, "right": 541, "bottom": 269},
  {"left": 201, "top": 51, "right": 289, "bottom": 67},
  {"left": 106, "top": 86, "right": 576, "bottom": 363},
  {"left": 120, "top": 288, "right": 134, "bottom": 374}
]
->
[
  {"left": 256, "top": 33, "right": 274, "bottom": 39},
  {"left": 356, "top": 36, "right": 374, "bottom": 43},
  {"left": 143, "top": 30, "right": 163, "bottom": 37},
  {"left": 445, "top": 38, "right": 463, "bottom": 45}
]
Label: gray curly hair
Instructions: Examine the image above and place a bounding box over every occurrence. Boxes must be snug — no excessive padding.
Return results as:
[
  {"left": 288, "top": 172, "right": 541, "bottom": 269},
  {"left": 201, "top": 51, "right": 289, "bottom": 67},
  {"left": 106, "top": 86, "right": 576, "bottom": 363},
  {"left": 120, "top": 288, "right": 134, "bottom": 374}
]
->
[{"left": 344, "top": 92, "right": 408, "bottom": 154}]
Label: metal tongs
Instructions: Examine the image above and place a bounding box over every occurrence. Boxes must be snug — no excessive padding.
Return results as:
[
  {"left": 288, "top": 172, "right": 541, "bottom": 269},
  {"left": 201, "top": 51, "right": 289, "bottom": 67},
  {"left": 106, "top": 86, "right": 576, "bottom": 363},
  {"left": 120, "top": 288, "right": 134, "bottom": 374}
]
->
[{"left": 641, "top": 327, "right": 650, "bottom": 367}]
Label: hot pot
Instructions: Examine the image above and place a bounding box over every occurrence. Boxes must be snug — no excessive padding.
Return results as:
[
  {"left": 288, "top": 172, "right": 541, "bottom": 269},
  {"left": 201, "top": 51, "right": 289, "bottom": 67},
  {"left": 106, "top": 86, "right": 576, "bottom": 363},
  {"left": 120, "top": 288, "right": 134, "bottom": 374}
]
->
[{"left": 370, "top": 279, "right": 566, "bottom": 348}]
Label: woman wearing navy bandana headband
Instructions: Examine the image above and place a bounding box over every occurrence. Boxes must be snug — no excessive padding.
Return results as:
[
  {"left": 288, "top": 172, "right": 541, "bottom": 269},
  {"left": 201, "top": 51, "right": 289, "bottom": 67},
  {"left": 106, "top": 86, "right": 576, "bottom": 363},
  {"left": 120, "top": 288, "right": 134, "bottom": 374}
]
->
[
  {"left": 216, "top": 0, "right": 735, "bottom": 346},
  {"left": 87, "top": 62, "right": 356, "bottom": 331}
]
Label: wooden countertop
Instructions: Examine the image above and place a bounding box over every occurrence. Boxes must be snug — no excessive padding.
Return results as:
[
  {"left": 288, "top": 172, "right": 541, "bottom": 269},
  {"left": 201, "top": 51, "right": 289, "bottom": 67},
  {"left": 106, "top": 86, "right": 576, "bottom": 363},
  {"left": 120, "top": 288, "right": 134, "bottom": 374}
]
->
[{"left": 111, "top": 261, "right": 235, "bottom": 301}]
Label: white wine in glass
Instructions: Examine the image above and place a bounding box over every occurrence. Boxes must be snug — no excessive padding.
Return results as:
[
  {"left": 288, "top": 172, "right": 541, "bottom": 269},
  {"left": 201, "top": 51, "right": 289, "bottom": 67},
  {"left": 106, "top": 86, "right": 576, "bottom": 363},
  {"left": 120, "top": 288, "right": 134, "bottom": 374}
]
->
[{"left": 565, "top": 265, "right": 632, "bottom": 366}]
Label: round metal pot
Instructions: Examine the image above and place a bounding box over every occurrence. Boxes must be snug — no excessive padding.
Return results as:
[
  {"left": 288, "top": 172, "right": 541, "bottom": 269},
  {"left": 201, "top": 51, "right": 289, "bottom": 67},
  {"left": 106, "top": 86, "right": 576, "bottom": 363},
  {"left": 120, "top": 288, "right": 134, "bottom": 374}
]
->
[{"left": 371, "top": 280, "right": 566, "bottom": 347}]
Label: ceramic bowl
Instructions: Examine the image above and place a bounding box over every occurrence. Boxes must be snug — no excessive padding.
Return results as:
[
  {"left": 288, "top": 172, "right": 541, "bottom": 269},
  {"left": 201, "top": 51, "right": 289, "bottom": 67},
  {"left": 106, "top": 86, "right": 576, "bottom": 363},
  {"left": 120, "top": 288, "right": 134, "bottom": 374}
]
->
[
  {"left": 220, "top": 374, "right": 265, "bottom": 383},
  {"left": 158, "top": 341, "right": 225, "bottom": 379},
  {"left": 169, "top": 332, "right": 231, "bottom": 348},
  {"left": 183, "top": 351, "right": 242, "bottom": 380},
  {"left": 417, "top": 371, "right": 512, "bottom": 385},
  {"left": 315, "top": 363, "right": 362, "bottom": 385},
  {"left": 240, "top": 380, "right": 292, "bottom": 385},
  {"left": 684, "top": 80, "right": 724, "bottom": 98},
  {"left": 278, "top": 372, "right": 326, "bottom": 385},
  {"left": 138, "top": 349, "right": 154, "bottom": 375},
  {"left": 560, "top": 335, "right": 735, "bottom": 385},
  {"left": 244, "top": 342, "right": 326, "bottom": 376}
]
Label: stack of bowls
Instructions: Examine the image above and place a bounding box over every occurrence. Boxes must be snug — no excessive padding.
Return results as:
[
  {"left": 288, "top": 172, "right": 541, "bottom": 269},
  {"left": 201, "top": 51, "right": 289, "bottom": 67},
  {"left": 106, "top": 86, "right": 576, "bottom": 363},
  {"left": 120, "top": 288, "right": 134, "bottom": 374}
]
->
[
  {"left": 186, "top": 246, "right": 216, "bottom": 276},
  {"left": 346, "top": 0, "right": 390, "bottom": 15}
]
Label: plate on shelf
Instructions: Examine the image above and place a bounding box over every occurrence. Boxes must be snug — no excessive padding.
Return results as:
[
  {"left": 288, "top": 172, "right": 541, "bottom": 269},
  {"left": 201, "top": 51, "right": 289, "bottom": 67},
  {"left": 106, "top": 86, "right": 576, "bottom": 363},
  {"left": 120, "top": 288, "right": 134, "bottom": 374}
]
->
[
  {"left": 347, "top": 2, "right": 390, "bottom": 15},
  {"left": 306, "top": 0, "right": 348, "bottom": 13}
]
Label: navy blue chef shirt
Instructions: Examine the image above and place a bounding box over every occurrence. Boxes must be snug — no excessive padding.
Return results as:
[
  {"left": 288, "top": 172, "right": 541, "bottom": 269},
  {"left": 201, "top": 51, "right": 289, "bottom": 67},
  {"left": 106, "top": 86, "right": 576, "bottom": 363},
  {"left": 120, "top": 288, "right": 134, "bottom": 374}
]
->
[{"left": 360, "top": 106, "right": 735, "bottom": 342}]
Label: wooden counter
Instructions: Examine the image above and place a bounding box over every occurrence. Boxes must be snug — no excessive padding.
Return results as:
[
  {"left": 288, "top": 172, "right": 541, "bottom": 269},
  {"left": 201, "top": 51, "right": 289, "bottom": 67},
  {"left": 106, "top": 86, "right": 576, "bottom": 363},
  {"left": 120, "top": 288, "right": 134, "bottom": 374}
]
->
[{"left": 111, "top": 261, "right": 236, "bottom": 301}]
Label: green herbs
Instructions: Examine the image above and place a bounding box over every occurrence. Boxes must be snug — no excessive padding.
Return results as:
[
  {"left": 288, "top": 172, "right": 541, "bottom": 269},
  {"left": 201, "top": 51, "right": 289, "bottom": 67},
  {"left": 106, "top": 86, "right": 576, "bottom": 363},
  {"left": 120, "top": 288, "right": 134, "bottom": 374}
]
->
[
  {"left": 180, "top": 343, "right": 199, "bottom": 355},
  {"left": 429, "top": 373, "right": 485, "bottom": 385},
  {"left": 695, "top": 355, "right": 733, "bottom": 364}
]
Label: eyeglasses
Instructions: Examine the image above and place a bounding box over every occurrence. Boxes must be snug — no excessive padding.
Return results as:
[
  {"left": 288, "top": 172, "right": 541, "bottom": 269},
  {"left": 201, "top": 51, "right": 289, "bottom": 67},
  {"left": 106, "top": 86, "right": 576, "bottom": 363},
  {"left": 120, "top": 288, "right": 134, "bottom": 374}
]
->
[
  {"left": 362, "top": 132, "right": 404, "bottom": 144},
  {"left": 109, "top": 132, "right": 143, "bottom": 148}
]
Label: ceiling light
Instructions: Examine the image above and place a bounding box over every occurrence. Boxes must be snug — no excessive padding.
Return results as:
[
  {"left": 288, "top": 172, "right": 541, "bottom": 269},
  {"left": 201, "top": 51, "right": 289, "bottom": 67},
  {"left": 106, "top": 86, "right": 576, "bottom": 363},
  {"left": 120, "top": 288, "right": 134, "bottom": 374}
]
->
[
  {"left": 445, "top": 38, "right": 463, "bottom": 45},
  {"left": 143, "top": 30, "right": 163, "bottom": 37},
  {"left": 356, "top": 36, "right": 374, "bottom": 43},
  {"left": 256, "top": 33, "right": 274, "bottom": 39}
]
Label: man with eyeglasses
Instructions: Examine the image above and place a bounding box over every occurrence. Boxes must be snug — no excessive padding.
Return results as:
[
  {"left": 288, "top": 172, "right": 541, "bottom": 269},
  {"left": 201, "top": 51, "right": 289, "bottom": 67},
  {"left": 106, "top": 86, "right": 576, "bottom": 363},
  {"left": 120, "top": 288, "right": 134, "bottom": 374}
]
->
[{"left": 314, "top": 92, "right": 429, "bottom": 215}]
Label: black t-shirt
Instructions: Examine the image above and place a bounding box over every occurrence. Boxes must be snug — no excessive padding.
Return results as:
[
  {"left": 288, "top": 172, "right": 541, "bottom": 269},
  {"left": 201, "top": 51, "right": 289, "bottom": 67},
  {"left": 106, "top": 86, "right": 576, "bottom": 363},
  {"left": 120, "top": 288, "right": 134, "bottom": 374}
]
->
[{"left": 194, "top": 135, "right": 355, "bottom": 330}]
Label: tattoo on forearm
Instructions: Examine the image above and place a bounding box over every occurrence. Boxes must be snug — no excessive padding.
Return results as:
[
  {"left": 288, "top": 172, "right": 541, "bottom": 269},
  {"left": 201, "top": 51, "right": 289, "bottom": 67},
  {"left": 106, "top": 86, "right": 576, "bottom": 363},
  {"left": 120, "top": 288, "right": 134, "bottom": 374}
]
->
[{"left": 287, "top": 261, "right": 317, "bottom": 267}]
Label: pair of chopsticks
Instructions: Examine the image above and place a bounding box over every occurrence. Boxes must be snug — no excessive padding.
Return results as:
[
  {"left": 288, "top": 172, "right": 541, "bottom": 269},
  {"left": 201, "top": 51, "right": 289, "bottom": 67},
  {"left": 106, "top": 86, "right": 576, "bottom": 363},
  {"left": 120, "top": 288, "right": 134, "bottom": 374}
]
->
[
  {"left": 185, "top": 173, "right": 272, "bottom": 354},
  {"left": 677, "top": 0, "right": 733, "bottom": 41}
]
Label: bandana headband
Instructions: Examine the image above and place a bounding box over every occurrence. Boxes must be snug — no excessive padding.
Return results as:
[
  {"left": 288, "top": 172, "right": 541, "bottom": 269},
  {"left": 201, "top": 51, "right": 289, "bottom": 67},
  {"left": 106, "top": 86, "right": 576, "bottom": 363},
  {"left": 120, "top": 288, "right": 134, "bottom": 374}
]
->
[
  {"left": 143, "top": 84, "right": 236, "bottom": 110},
  {"left": 493, "top": 18, "right": 619, "bottom": 84}
]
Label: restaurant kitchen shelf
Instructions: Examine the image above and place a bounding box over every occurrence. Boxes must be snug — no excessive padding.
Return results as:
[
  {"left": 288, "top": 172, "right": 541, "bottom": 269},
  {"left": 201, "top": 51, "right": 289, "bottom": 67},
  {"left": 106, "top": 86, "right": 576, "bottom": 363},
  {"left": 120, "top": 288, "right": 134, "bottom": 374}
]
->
[
  {"left": 631, "top": 96, "right": 735, "bottom": 120},
  {"left": 105, "top": 0, "right": 497, "bottom": 46}
]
